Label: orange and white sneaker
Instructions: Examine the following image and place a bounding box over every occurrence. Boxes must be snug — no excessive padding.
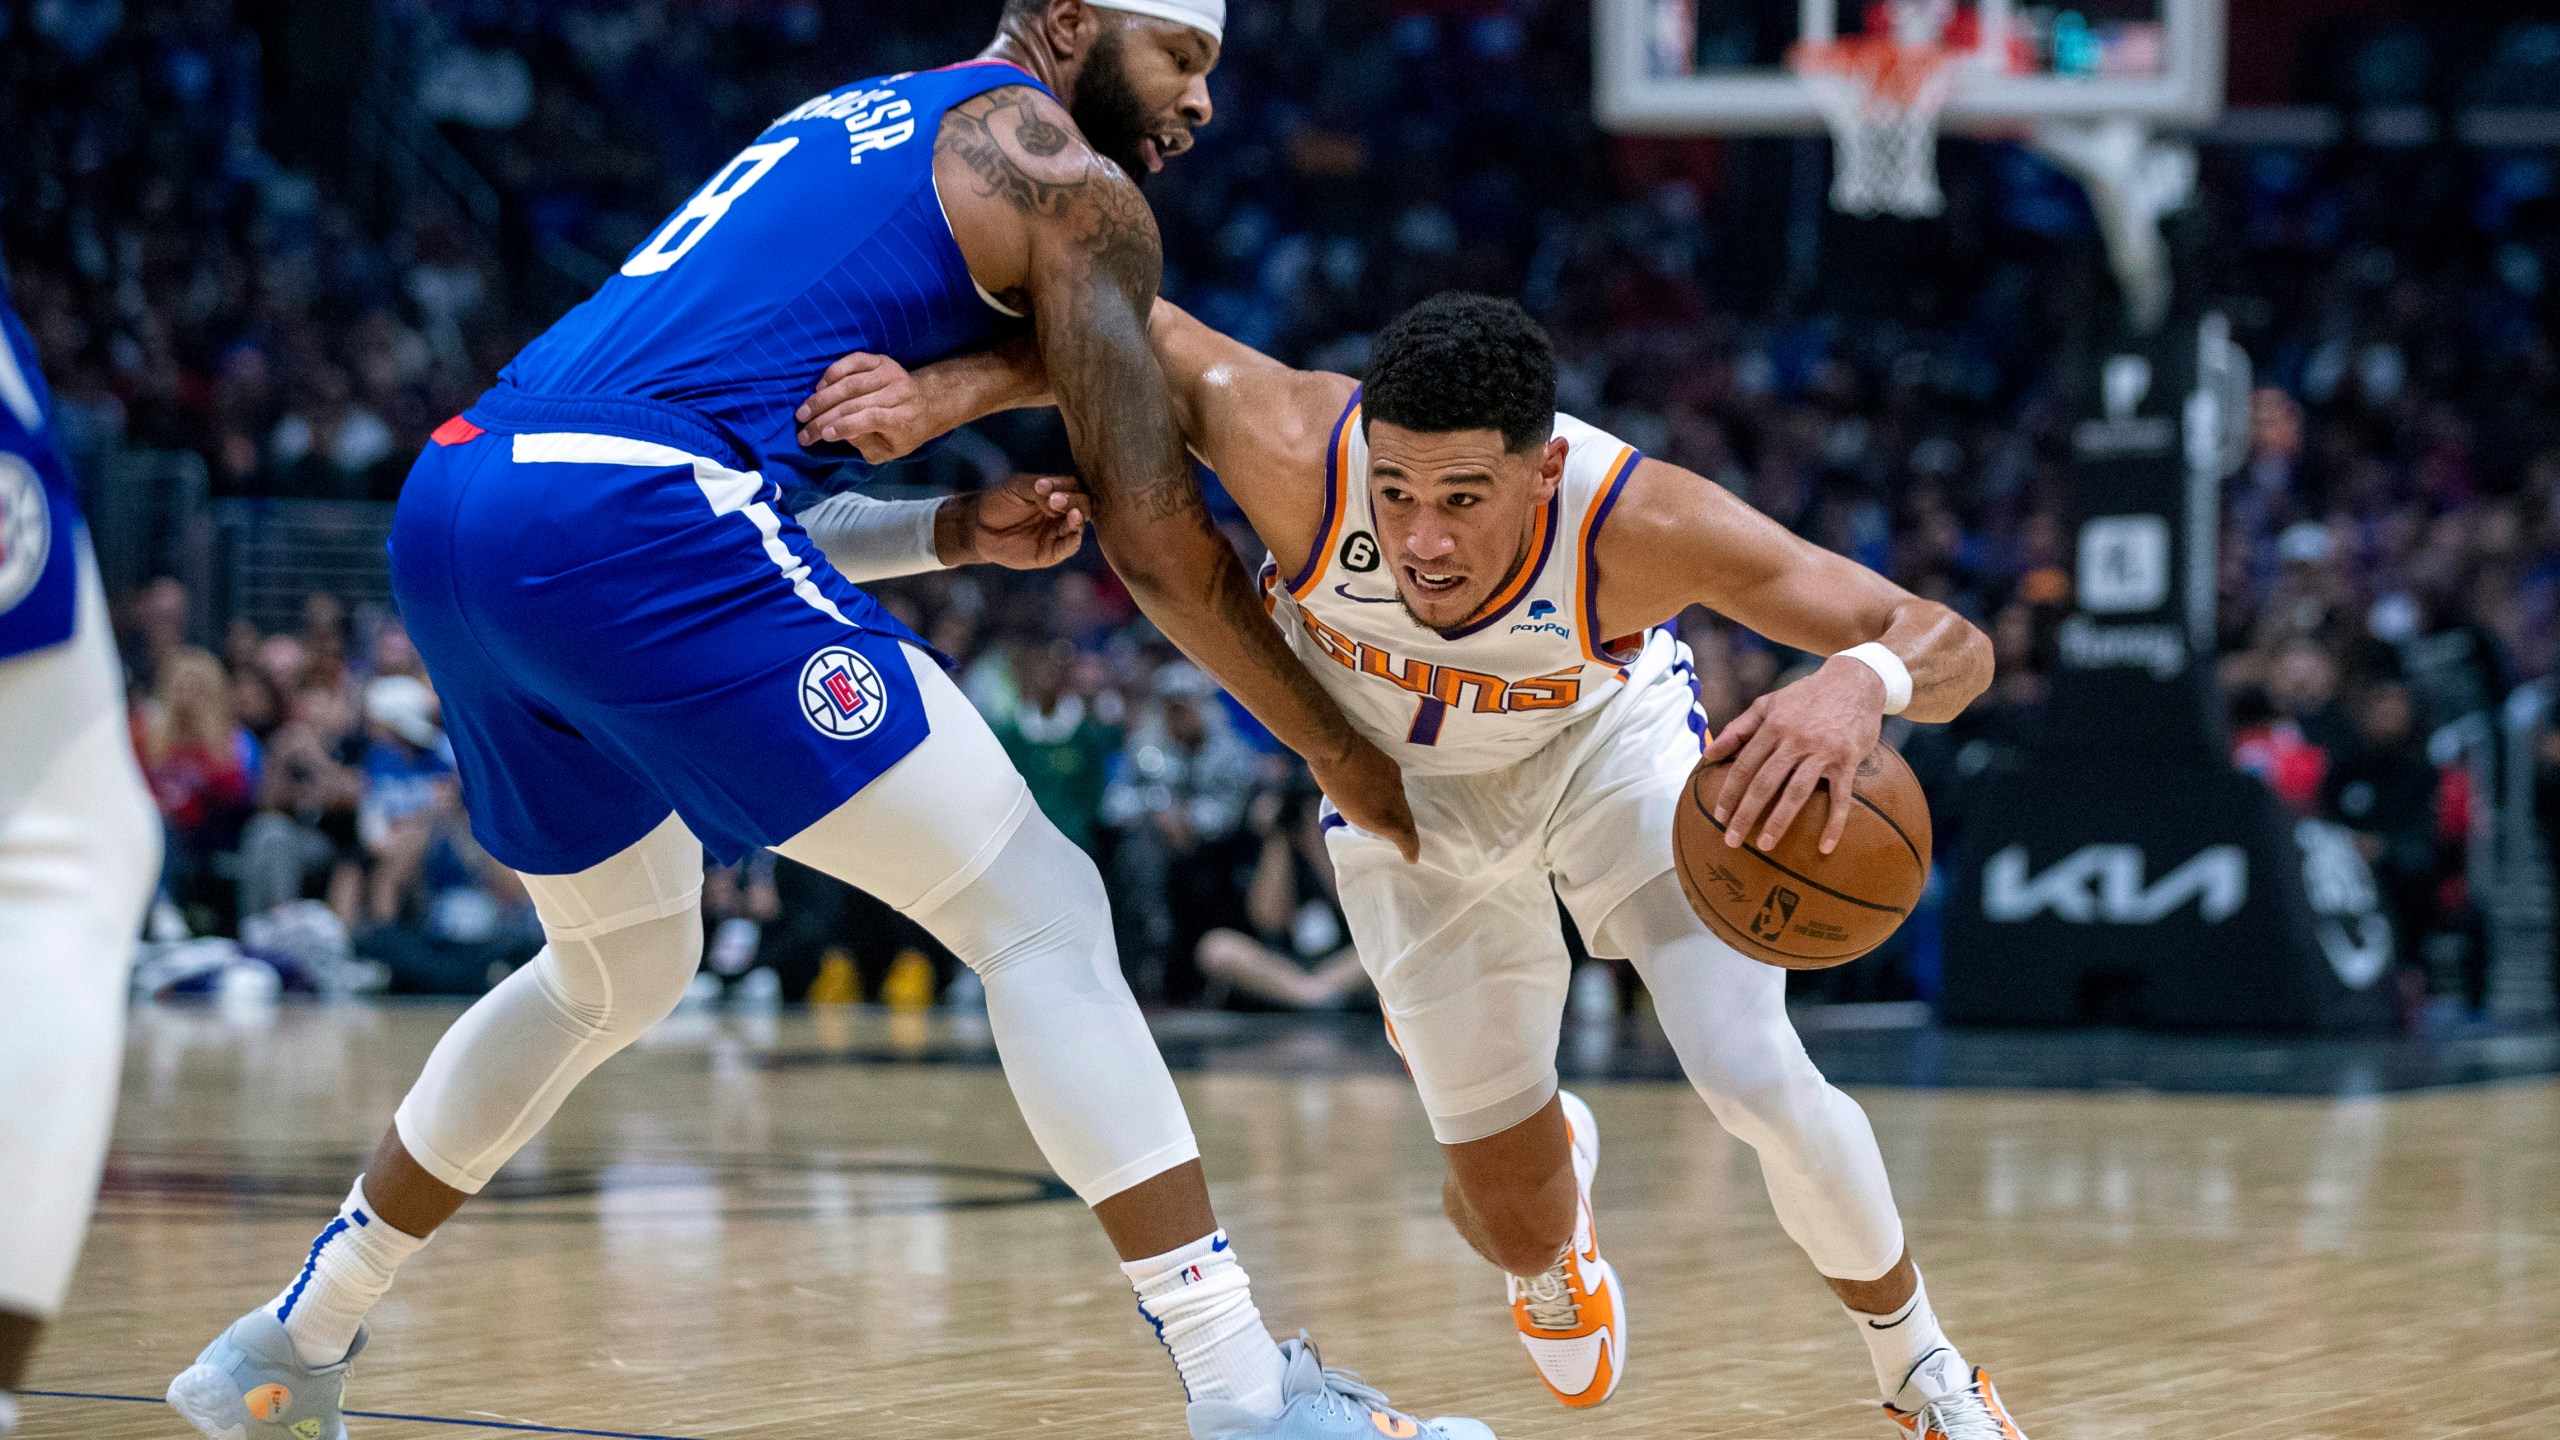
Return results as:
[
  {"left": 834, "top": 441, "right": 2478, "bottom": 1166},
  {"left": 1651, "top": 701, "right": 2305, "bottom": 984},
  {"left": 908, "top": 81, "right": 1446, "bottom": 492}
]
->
[
  {"left": 1506, "top": 1090, "right": 1624, "bottom": 1408},
  {"left": 1882, "top": 1353, "right": 2028, "bottom": 1440}
]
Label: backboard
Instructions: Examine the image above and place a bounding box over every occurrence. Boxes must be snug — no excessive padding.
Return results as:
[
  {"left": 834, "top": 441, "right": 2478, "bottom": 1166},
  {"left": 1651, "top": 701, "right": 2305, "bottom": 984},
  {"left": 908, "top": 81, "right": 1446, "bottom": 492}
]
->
[{"left": 1596, "top": 0, "right": 2224, "bottom": 135}]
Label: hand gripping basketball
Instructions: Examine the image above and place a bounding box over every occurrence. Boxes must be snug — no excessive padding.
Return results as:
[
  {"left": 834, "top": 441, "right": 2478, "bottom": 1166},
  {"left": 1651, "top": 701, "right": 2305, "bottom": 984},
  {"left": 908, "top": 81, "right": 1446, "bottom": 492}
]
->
[
  {"left": 1674, "top": 738, "right": 1931, "bottom": 969},
  {"left": 1704, "top": 653, "right": 1892, "bottom": 854}
]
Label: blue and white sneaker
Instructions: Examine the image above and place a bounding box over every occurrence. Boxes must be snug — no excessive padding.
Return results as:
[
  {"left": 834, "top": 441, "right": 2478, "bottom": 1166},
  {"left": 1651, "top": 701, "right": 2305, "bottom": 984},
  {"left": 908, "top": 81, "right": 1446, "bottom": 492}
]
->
[
  {"left": 166, "top": 1308, "right": 365, "bottom": 1440},
  {"left": 1188, "top": 1335, "right": 1495, "bottom": 1440}
]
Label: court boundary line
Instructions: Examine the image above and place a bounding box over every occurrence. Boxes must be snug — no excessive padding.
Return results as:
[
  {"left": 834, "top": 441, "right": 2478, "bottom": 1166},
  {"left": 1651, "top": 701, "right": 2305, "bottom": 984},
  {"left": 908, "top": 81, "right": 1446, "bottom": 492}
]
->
[{"left": 23, "top": 1389, "right": 709, "bottom": 1439}]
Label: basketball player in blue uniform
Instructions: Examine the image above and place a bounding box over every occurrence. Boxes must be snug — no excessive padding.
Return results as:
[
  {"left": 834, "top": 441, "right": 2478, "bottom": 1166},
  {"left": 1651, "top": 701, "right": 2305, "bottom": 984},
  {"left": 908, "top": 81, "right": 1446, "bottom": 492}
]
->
[
  {"left": 0, "top": 269, "right": 163, "bottom": 1438},
  {"left": 168, "top": 4, "right": 1479, "bottom": 1440}
]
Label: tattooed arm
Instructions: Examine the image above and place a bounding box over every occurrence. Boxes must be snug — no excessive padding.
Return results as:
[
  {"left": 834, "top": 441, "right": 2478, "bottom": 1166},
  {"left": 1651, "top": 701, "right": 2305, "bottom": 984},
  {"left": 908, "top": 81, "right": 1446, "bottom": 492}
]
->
[
  {"left": 795, "top": 300, "right": 1351, "bottom": 570},
  {"left": 932, "top": 88, "right": 1417, "bottom": 858}
]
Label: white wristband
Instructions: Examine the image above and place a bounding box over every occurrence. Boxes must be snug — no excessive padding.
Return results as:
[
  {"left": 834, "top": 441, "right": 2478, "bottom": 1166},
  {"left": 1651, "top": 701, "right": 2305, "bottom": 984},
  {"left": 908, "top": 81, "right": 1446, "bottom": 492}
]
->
[
  {"left": 1836, "top": 642, "right": 1912, "bottom": 716},
  {"left": 797, "top": 491, "right": 947, "bottom": 583}
]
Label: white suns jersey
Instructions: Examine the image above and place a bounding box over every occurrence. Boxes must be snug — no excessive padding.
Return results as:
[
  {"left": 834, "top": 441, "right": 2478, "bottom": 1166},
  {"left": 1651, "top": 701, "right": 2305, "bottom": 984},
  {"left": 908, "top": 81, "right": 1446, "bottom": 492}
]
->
[{"left": 1260, "top": 398, "right": 1686, "bottom": 777}]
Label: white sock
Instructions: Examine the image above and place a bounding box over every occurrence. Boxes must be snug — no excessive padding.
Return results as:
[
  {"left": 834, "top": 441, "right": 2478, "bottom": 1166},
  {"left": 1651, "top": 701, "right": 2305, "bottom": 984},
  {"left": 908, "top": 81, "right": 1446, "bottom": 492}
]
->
[
  {"left": 1847, "top": 1271, "right": 1967, "bottom": 1404},
  {"left": 1122, "top": 1230, "right": 1287, "bottom": 1416},
  {"left": 0, "top": 1390, "right": 19, "bottom": 1435},
  {"left": 267, "top": 1178, "right": 430, "bottom": 1368}
]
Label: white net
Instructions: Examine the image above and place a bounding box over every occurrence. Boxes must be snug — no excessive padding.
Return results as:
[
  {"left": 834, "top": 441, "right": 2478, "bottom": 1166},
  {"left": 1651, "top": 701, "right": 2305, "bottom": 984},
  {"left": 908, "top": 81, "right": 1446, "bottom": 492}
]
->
[{"left": 1791, "top": 40, "right": 1963, "bottom": 218}]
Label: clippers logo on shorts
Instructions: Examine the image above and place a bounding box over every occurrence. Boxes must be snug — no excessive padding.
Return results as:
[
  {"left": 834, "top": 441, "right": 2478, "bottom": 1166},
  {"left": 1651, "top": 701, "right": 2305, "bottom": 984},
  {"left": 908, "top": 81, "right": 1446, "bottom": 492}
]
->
[
  {"left": 0, "top": 453, "right": 52, "bottom": 616},
  {"left": 799, "top": 646, "right": 889, "bottom": 740}
]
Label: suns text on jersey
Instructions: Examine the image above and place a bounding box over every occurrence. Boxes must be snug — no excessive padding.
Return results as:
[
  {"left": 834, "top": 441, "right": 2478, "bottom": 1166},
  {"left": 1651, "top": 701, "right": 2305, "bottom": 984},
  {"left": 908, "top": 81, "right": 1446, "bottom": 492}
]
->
[{"left": 1292, "top": 606, "right": 1583, "bottom": 714}]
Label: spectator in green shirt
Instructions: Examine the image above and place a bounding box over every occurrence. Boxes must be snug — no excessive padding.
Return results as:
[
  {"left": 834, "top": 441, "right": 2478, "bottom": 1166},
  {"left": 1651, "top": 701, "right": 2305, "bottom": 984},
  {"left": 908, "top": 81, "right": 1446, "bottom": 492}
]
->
[{"left": 993, "top": 638, "right": 1122, "bottom": 854}]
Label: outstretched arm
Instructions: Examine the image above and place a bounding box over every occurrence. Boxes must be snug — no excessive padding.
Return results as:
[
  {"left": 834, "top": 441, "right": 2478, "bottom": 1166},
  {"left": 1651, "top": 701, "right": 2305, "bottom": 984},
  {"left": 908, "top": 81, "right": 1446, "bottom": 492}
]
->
[
  {"left": 933, "top": 89, "right": 1415, "bottom": 857},
  {"left": 796, "top": 337, "right": 1053, "bottom": 465},
  {"left": 797, "top": 300, "right": 1349, "bottom": 562},
  {"left": 1597, "top": 456, "right": 1994, "bottom": 852}
]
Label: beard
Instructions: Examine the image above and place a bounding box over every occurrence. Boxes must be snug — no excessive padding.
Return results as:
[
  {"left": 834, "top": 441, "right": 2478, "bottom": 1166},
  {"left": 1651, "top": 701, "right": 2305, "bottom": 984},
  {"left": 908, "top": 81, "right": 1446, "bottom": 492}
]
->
[
  {"left": 1394, "top": 590, "right": 1464, "bottom": 640},
  {"left": 1070, "top": 26, "right": 1155, "bottom": 186}
]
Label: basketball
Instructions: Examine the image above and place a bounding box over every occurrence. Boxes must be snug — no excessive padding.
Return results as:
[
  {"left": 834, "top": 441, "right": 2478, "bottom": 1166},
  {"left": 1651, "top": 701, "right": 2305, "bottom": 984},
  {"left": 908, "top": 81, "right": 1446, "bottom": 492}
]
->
[{"left": 1673, "top": 740, "right": 1932, "bottom": 970}]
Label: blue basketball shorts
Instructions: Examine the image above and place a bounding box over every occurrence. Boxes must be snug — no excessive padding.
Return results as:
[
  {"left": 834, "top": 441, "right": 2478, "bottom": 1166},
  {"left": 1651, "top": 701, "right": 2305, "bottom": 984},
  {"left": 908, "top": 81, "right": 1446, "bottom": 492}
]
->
[{"left": 389, "top": 421, "right": 936, "bottom": 874}]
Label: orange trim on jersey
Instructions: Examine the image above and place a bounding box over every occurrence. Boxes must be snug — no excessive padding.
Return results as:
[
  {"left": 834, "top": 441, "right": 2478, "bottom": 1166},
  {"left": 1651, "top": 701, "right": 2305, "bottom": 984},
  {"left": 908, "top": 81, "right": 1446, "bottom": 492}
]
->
[
  {"left": 1576, "top": 446, "right": 1642, "bottom": 665},
  {"left": 1285, "top": 391, "right": 1362, "bottom": 600}
]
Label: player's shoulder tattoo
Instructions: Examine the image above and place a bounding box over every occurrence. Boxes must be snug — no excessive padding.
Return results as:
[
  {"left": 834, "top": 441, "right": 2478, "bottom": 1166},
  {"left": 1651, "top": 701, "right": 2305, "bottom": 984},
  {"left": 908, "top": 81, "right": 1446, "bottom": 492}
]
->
[{"left": 939, "top": 86, "right": 1160, "bottom": 300}]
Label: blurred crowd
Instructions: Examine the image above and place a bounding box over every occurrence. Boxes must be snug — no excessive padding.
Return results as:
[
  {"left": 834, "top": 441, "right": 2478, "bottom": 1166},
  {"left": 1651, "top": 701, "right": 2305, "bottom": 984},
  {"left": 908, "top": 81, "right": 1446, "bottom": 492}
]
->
[{"left": 10, "top": 0, "right": 2560, "bottom": 1016}]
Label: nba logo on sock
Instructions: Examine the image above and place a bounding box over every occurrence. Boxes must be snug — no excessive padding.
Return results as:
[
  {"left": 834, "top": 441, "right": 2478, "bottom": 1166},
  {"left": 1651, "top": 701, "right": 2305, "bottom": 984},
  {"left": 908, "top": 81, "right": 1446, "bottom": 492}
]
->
[{"left": 799, "top": 646, "right": 888, "bottom": 740}]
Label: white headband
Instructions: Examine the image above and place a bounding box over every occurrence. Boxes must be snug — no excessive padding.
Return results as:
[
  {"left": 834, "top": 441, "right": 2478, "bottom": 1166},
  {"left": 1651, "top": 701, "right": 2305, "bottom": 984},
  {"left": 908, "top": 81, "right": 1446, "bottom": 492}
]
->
[{"left": 1089, "top": 0, "right": 1224, "bottom": 43}]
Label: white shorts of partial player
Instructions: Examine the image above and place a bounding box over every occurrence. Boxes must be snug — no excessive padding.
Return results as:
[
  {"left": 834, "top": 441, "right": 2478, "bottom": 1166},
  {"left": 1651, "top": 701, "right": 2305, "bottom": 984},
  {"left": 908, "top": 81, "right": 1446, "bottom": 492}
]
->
[{"left": 0, "top": 543, "right": 161, "bottom": 1320}]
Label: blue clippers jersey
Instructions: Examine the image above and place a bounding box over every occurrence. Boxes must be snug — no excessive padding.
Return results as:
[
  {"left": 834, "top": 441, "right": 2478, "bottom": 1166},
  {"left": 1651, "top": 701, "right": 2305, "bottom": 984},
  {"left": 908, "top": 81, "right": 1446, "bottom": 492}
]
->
[
  {"left": 0, "top": 289, "right": 80, "bottom": 659},
  {"left": 490, "top": 60, "right": 1044, "bottom": 498}
]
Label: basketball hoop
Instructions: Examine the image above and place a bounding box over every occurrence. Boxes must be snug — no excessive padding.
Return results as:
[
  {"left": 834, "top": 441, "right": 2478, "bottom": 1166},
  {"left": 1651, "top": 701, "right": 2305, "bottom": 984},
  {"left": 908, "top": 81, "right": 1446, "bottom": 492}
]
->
[{"left": 1787, "top": 34, "right": 1964, "bottom": 218}]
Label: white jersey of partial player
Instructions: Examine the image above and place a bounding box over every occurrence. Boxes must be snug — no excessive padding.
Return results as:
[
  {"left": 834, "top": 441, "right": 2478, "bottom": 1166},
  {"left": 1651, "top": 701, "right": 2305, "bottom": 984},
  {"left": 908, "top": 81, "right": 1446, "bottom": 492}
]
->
[{"left": 1260, "top": 397, "right": 1680, "bottom": 777}]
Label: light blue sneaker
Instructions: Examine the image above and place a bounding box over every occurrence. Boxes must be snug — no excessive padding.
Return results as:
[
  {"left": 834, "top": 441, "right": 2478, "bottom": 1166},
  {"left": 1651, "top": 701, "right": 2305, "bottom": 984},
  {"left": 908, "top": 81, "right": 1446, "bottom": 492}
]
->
[
  {"left": 165, "top": 1308, "right": 366, "bottom": 1440},
  {"left": 1188, "top": 1335, "right": 1495, "bottom": 1440}
]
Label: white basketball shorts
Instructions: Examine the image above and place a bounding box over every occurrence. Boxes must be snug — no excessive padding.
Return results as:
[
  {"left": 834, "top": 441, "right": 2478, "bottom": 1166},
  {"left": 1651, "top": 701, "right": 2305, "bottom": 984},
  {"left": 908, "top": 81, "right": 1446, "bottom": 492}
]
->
[{"left": 1324, "top": 641, "right": 1707, "bottom": 1144}]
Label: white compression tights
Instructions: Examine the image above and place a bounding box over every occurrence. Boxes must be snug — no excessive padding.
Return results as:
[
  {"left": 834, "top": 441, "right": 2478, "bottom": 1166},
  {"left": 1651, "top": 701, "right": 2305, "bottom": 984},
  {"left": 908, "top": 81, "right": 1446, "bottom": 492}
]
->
[
  {"left": 1594, "top": 871, "right": 1907, "bottom": 1282},
  {"left": 392, "top": 811, "right": 707, "bottom": 1192},
  {"left": 773, "top": 791, "right": 1201, "bottom": 1203},
  {"left": 395, "top": 646, "right": 1196, "bottom": 1204},
  {"left": 0, "top": 588, "right": 161, "bottom": 1318}
]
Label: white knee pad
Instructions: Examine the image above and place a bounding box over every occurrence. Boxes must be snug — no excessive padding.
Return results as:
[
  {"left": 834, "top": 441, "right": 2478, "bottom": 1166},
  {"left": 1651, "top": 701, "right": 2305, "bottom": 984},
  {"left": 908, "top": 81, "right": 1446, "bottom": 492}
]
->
[
  {"left": 770, "top": 655, "right": 1201, "bottom": 1205},
  {"left": 395, "top": 814, "right": 704, "bottom": 1193},
  {"left": 510, "top": 809, "right": 708, "bottom": 1041},
  {"left": 1604, "top": 873, "right": 1906, "bottom": 1282},
  {"left": 923, "top": 811, "right": 1113, "bottom": 984},
  {"left": 0, "top": 701, "right": 160, "bottom": 1318},
  {"left": 907, "top": 808, "right": 1198, "bottom": 1204}
]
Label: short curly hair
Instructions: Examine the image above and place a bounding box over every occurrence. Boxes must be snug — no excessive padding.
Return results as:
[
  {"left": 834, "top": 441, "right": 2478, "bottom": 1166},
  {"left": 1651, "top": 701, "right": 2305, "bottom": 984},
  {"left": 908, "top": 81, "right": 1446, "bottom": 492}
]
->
[{"left": 1362, "top": 293, "right": 1556, "bottom": 454}]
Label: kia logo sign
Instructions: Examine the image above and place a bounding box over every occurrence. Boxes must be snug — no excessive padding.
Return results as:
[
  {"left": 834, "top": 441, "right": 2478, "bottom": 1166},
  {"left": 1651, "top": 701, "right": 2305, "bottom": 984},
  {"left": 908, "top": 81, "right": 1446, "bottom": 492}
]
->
[
  {"left": 2294, "top": 819, "right": 2392, "bottom": 990},
  {"left": 1982, "top": 843, "right": 2247, "bottom": 925}
]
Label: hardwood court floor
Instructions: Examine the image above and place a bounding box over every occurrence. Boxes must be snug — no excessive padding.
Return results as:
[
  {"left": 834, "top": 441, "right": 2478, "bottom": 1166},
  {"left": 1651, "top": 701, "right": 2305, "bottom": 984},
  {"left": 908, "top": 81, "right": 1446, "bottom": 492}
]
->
[{"left": 22, "top": 1002, "right": 2560, "bottom": 1439}]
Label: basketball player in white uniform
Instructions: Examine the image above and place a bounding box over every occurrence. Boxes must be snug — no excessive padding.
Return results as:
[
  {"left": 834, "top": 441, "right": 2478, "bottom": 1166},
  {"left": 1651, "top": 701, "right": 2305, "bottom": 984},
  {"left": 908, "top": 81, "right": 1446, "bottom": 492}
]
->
[
  {"left": 0, "top": 276, "right": 162, "bottom": 1437},
  {"left": 800, "top": 292, "right": 2021, "bottom": 1439}
]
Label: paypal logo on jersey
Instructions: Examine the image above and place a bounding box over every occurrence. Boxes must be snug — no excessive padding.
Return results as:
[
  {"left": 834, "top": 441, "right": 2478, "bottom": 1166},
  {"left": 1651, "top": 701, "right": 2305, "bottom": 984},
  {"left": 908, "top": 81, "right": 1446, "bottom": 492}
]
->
[{"left": 1511, "top": 598, "right": 1568, "bottom": 638}]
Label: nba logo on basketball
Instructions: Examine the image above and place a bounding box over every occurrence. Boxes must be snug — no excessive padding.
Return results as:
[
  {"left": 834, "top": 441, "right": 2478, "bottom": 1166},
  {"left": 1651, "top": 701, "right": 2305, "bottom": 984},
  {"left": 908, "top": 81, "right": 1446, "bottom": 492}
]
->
[{"left": 798, "top": 646, "right": 888, "bottom": 740}]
